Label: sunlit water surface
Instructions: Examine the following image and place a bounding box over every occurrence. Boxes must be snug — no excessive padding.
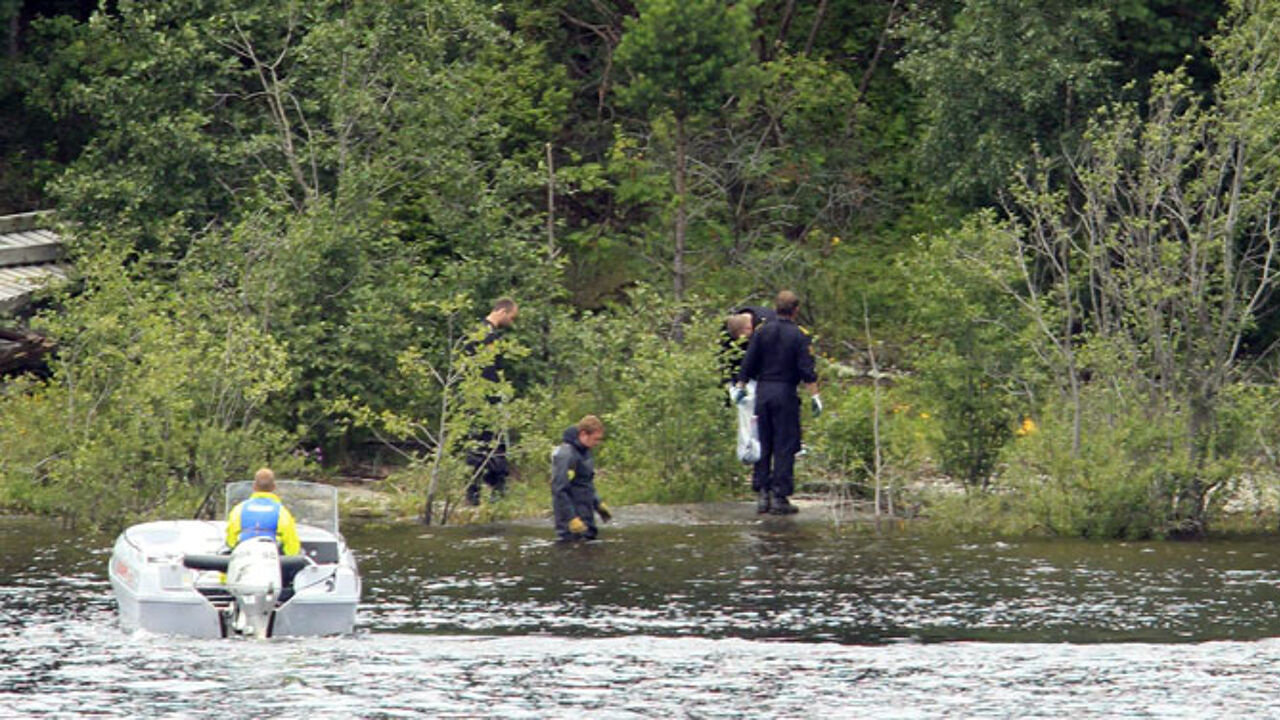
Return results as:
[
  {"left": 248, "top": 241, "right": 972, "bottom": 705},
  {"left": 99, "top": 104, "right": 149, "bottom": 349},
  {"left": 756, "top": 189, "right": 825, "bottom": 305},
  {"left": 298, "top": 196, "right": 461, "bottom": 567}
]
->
[{"left": 4, "top": 510, "right": 1280, "bottom": 717}]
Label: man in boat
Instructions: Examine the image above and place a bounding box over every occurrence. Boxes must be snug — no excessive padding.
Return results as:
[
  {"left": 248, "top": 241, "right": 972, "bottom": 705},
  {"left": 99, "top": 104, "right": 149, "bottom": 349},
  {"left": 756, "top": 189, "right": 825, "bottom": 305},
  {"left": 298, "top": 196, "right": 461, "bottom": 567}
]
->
[
  {"left": 551, "top": 414, "right": 612, "bottom": 541},
  {"left": 464, "top": 297, "right": 519, "bottom": 505},
  {"left": 226, "top": 467, "right": 302, "bottom": 555}
]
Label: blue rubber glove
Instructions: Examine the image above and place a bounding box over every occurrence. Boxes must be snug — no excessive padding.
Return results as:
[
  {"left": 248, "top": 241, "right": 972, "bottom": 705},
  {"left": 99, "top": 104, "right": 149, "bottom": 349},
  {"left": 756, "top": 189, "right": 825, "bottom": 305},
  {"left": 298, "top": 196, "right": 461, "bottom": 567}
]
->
[
  {"left": 732, "top": 386, "right": 748, "bottom": 405},
  {"left": 811, "top": 394, "right": 823, "bottom": 418}
]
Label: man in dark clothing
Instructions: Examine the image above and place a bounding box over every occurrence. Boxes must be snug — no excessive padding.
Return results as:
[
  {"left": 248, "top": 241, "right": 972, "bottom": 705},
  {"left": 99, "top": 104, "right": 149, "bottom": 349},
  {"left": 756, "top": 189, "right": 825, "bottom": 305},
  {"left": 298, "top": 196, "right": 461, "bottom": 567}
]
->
[
  {"left": 465, "top": 297, "right": 519, "bottom": 506},
  {"left": 551, "top": 414, "right": 612, "bottom": 541},
  {"left": 719, "top": 305, "right": 776, "bottom": 464},
  {"left": 718, "top": 305, "right": 776, "bottom": 390},
  {"left": 738, "top": 290, "right": 821, "bottom": 515}
]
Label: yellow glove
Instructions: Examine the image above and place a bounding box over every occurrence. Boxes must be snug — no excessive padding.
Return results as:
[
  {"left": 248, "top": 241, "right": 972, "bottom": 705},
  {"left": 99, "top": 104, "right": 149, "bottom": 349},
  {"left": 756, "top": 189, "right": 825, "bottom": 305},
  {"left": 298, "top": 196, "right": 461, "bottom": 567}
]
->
[
  {"left": 568, "top": 517, "right": 588, "bottom": 534},
  {"left": 596, "top": 502, "right": 613, "bottom": 523}
]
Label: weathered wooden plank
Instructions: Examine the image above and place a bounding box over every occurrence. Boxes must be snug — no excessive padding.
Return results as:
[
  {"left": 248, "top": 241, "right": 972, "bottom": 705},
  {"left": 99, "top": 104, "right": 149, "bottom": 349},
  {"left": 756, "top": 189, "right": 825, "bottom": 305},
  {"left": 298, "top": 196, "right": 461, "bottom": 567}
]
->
[
  {"left": 0, "top": 243, "right": 60, "bottom": 267},
  {"left": 0, "top": 210, "right": 54, "bottom": 234},
  {"left": 0, "top": 213, "right": 64, "bottom": 315},
  {"left": 0, "top": 265, "right": 66, "bottom": 313},
  {"left": 0, "top": 229, "right": 59, "bottom": 247}
]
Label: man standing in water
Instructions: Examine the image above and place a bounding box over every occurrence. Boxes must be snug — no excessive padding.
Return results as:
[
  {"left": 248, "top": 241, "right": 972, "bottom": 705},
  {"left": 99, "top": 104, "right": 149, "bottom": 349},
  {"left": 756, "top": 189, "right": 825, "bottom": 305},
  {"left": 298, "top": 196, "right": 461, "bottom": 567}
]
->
[
  {"left": 738, "top": 290, "right": 821, "bottom": 515},
  {"left": 226, "top": 467, "right": 301, "bottom": 555},
  {"left": 465, "top": 297, "right": 519, "bottom": 505},
  {"left": 551, "top": 414, "right": 613, "bottom": 541}
]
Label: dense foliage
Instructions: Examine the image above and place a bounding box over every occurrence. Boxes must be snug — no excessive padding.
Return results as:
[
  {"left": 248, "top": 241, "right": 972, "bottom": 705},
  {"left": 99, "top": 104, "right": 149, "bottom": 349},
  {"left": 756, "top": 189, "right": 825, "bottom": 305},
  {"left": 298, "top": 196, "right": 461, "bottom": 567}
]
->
[{"left": 4, "top": 0, "right": 1280, "bottom": 539}]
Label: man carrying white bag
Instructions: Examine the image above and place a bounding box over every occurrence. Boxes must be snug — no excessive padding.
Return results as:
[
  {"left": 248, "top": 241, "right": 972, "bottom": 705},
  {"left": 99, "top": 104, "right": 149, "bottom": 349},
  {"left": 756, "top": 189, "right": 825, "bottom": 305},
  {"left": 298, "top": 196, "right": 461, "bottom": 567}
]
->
[
  {"left": 734, "top": 380, "right": 760, "bottom": 464},
  {"left": 719, "top": 306, "right": 774, "bottom": 509}
]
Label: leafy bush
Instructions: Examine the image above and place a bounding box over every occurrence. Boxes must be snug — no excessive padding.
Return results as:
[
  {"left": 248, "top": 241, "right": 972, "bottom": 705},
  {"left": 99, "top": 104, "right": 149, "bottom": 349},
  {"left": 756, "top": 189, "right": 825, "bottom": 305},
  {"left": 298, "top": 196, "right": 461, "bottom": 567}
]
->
[
  {"left": 923, "top": 382, "right": 1280, "bottom": 539},
  {"left": 0, "top": 244, "right": 298, "bottom": 529},
  {"left": 565, "top": 291, "right": 740, "bottom": 504},
  {"left": 805, "top": 381, "right": 935, "bottom": 479}
]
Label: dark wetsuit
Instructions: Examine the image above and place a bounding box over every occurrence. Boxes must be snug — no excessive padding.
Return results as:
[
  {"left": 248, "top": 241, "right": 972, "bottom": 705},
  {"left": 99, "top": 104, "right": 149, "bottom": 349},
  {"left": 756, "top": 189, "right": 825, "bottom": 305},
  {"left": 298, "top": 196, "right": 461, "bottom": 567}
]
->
[
  {"left": 739, "top": 316, "right": 817, "bottom": 500},
  {"left": 464, "top": 319, "right": 509, "bottom": 503},
  {"left": 550, "top": 426, "right": 603, "bottom": 540}
]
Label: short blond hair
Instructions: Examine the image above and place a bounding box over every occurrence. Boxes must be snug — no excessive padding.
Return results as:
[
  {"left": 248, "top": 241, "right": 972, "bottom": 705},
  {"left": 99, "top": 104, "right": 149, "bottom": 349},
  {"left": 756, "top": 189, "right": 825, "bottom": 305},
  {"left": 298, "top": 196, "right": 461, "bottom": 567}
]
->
[
  {"left": 253, "top": 467, "right": 276, "bottom": 493},
  {"left": 726, "top": 313, "right": 753, "bottom": 338},
  {"left": 577, "top": 415, "right": 604, "bottom": 437}
]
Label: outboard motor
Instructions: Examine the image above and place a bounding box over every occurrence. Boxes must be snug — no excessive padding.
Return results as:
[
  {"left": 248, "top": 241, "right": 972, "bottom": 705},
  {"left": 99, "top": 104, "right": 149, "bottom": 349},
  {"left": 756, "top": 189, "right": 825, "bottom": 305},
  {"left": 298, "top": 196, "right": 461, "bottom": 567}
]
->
[{"left": 225, "top": 537, "right": 281, "bottom": 638}]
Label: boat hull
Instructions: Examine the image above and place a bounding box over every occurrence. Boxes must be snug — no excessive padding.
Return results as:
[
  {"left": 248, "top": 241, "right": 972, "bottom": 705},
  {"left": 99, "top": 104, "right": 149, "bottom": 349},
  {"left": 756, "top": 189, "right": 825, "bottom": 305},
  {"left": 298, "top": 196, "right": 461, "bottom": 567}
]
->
[{"left": 109, "top": 517, "right": 359, "bottom": 638}]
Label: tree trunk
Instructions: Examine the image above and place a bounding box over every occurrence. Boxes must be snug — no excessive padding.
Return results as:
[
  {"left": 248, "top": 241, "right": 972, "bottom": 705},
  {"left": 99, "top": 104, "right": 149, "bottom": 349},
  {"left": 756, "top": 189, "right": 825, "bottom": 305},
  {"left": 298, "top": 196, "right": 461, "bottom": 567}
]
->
[
  {"left": 422, "top": 393, "right": 452, "bottom": 526},
  {"left": 673, "top": 116, "right": 688, "bottom": 341},
  {"left": 803, "top": 0, "right": 828, "bottom": 56},
  {"left": 775, "top": 0, "right": 797, "bottom": 52},
  {"left": 1060, "top": 240, "right": 1082, "bottom": 457},
  {"left": 6, "top": 5, "right": 18, "bottom": 61},
  {"left": 546, "top": 142, "right": 556, "bottom": 259},
  {"left": 864, "top": 300, "right": 884, "bottom": 517}
]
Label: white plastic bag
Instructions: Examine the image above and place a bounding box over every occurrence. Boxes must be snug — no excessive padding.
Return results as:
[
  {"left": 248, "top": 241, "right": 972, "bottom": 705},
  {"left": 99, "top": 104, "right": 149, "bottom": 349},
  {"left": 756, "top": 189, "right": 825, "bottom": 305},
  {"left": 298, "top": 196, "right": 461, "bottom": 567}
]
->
[{"left": 733, "top": 381, "right": 760, "bottom": 464}]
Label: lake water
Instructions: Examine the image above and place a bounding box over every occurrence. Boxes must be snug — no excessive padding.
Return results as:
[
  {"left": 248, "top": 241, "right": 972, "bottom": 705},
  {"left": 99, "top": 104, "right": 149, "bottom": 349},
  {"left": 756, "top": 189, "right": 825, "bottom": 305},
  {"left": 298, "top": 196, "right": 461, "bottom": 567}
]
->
[{"left": 4, "top": 506, "right": 1280, "bottom": 717}]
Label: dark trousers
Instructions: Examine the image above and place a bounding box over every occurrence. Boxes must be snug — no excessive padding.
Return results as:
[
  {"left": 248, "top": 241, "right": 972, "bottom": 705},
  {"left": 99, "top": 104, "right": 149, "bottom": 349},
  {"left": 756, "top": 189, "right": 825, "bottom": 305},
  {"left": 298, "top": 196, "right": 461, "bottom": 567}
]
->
[
  {"left": 752, "top": 381, "right": 801, "bottom": 498},
  {"left": 466, "top": 430, "right": 508, "bottom": 503}
]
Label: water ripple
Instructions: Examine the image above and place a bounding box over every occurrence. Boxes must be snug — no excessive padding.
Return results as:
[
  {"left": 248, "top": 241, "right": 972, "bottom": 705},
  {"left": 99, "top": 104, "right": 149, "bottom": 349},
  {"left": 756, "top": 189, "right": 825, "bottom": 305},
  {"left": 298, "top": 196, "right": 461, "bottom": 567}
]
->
[{"left": 6, "top": 516, "right": 1280, "bottom": 715}]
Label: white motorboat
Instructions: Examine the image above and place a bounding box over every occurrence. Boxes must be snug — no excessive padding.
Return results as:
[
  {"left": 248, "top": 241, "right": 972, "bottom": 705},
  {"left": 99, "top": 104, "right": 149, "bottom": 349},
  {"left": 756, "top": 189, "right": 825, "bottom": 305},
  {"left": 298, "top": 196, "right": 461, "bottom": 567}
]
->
[{"left": 108, "top": 480, "right": 360, "bottom": 638}]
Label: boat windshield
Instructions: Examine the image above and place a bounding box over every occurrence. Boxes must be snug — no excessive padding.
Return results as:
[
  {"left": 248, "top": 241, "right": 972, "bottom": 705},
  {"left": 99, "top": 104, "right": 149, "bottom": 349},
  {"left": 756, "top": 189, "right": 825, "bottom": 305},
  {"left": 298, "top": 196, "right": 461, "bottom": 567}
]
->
[{"left": 225, "top": 480, "right": 339, "bottom": 534}]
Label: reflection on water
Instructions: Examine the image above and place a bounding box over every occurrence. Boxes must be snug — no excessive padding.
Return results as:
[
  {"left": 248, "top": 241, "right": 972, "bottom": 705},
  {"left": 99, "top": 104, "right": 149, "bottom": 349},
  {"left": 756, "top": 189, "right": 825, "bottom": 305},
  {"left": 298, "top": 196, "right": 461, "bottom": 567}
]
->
[{"left": 4, "top": 513, "right": 1280, "bottom": 716}]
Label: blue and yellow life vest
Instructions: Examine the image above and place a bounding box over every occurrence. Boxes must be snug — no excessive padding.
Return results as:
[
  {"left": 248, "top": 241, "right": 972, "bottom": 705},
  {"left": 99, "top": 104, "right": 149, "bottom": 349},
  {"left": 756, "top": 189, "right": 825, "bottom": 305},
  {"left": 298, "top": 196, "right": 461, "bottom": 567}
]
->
[{"left": 238, "top": 495, "right": 282, "bottom": 543}]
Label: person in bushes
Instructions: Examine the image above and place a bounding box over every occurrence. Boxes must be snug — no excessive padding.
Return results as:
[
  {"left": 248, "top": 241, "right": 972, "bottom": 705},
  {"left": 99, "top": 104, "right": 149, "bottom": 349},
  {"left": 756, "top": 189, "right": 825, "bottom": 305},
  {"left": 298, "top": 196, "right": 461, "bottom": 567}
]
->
[
  {"left": 464, "top": 297, "right": 519, "bottom": 505},
  {"left": 736, "top": 290, "right": 821, "bottom": 515},
  {"left": 551, "top": 414, "right": 613, "bottom": 541},
  {"left": 718, "top": 304, "right": 776, "bottom": 394}
]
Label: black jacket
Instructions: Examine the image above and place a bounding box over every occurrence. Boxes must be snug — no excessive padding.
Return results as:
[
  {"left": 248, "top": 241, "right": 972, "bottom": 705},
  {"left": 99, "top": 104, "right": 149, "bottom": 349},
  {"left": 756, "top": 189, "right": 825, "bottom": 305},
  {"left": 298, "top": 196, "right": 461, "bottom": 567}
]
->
[
  {"left": 718, "top": 305, "right": 777, "bottom": 385},
  {"left": 467, "top": 319, "right": 505, "bottom": 384},
  {"left": 741, "top": 317, "right": 817, "bottom": 387},
  {"left": 551, "top": 426, "right": 602, "bottom": 536}
]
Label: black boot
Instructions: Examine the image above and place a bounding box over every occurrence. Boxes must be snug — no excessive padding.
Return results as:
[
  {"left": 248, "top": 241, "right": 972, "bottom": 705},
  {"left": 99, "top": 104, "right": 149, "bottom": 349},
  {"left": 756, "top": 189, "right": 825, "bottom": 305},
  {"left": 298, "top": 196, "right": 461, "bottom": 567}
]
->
[
  {"left": 756, "top": 490, "right": 772, "bottom": 514},
  {"left": 769, "top": 495, "right": 799, "bottom": 515}
]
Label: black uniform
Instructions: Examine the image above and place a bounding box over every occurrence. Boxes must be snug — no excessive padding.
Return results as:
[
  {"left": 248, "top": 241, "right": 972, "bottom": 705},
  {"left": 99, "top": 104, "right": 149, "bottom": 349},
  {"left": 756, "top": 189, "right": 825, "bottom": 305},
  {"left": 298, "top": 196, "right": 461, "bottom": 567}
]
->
[
  {"left": 718, "top": 305, "right": 777, "bottom": 387},
  {"left": 739, "top": 316, "right": 817, "bottom": 501},
  {"left": 551, "top": 425, "right": 603, "bottom": 540},
  {"left": 464, "top": 319, "right": 509, "bottom": 504},
  {"left": 468, "top": 319, "right": 507, "bottom": 385}
]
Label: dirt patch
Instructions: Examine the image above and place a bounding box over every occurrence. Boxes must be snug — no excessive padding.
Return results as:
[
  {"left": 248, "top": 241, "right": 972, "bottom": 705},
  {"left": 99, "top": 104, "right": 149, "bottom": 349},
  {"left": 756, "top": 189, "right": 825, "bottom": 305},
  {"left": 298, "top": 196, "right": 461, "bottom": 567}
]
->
[{"left": 337, "top": 482, "right": 404, "bottom": 520}]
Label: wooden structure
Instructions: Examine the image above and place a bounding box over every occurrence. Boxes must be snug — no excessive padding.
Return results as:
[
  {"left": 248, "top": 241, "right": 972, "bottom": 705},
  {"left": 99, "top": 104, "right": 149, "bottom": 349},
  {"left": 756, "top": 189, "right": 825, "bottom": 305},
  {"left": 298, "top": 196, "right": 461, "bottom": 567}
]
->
[{"left": 0, "top": 211, "right": 63, "bottom": 375}]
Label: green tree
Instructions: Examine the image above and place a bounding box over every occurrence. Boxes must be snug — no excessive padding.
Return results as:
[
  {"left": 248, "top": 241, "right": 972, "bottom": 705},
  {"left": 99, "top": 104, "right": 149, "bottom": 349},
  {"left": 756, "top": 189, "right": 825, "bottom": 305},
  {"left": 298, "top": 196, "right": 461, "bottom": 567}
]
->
[
  {"left": 945, "top": 0, "right": 1280, "bottom": 536},
  {"left": 32, "top": 0, "right": 568, "bottom": 455},
  {"left": 614, "top": 0, "right": 753, "bottom": 308},
  {"left": 904, "top": 212, "right": 1029, "bottom": 489},
  {"left": 899, "top": 0, "right": 1117, "bottom": 203},
  {"left": 0, "top": 235, "right": 296, "bottom": 528}
]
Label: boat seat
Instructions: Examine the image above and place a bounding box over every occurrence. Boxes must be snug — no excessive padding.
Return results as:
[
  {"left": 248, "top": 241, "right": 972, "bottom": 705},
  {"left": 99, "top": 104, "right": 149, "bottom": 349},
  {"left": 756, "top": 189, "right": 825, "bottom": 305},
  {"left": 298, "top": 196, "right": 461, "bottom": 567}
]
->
[
  {"left": 183, "top": 554, "right": 231, "bottom": 572},
  {"left": 182, "top": 553, "right": 311, "bottom": 586}
]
